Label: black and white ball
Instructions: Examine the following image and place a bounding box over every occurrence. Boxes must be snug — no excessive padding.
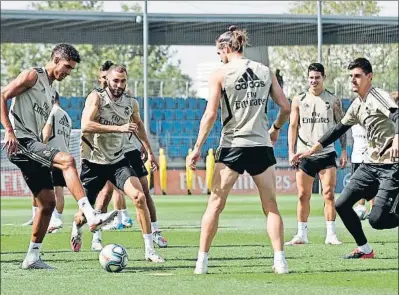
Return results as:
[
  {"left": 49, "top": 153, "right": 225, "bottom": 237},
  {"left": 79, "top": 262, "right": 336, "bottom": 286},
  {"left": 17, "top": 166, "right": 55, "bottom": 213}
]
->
[{"left": 99, "top": 244, "right": 128, "bottom": 273}]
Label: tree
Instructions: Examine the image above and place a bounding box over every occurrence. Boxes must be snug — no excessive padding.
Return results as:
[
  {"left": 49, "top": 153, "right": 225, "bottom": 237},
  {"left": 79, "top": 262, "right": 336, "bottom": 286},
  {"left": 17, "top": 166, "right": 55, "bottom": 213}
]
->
[
  {"left": 268, "top": 1, "right": 398, "bottom": 99},
  {"left": 1, "top": 1, "right": 193, "bottom": 97}
]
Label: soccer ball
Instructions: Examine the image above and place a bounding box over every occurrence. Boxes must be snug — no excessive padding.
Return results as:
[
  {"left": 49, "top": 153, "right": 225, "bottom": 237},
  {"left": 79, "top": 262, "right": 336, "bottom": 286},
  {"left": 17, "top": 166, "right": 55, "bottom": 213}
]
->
[
  {"left": 354, "top": 205, "right": 368, "bottom": 220},
  {"left": 99, "top": 244, "right": 128, "bottom": 273}
]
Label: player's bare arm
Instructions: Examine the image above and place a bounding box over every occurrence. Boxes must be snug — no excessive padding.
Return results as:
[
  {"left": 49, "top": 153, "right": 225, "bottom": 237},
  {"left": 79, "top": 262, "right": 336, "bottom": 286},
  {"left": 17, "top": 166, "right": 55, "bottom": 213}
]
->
[
  {"left": 189, "top": 69, "right": 223, "bottom": 170},
  {"left": 42, "top": 122, "right": 52, "bottom": 144},
  {"left": 333, "top": 97, "right": 348, "bottom": 168},
  {"left": 131, "top": 99, "right": 158, "bottom": 170},
  {"left": 81, "top": 92, "right": 137, "bottom": 134},
  {"left": 0, "top": 69, "right": 38, "bottom": 155},
  {"left": 269, "top": 73, "right": 290, "bottom": 144},
  {"left": 288, "top": 96, "right": 299, "bottom": 163}
]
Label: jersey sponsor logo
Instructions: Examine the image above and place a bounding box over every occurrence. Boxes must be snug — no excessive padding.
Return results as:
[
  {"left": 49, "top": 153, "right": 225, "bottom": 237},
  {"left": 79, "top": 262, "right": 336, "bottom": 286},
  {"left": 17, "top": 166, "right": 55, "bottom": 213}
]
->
[
  {"left": 235, "top": 68, "right": 266, "bottom": 91},
  {"left": 302, "top": 111, "right": 330, "bottom": 124},
  {"left": 33, "top": 102, "right": 51, "bottom": 119},
  {"left": 235, "top": 98, "right": 267, "bottom": 110},
  {"left": 99, "top": 114, "right": 122, "bottom": 126}
]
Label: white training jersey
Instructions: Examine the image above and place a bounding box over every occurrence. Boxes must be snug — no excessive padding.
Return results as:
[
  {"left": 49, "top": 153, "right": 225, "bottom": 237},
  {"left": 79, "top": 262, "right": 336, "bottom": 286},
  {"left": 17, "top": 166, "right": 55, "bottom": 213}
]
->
[
  {"left": 46, "top": 104, "right": 72, "bottom": 153},
  {"left": 350, "top": 124, "right": 367, "bottom": 163}
]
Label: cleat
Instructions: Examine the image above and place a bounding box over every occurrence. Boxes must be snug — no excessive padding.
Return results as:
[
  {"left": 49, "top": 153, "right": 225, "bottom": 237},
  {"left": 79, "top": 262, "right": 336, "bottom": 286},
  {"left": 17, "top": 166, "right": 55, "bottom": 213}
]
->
[
  {"left": 153, "top": 231, "right": 168, "bottom": 248},
  {"left": 354, "top": 205, "right": 368, "bottom": 220},
  {"left": 47, "top": 218, "right": 63, "bottom": 234},
  {"left": 22, "top": 258, "right": 55, "bottom": 270},
  {"left": 272, "top": 260, "right": 289, "bottom": 274},
  {"left": 344, "top": 249, "right": 375, "bottom": 259},
  {"left": 88, "top": 210, "right": 118, "bottom": 232},
  {"left": 102, "top": 222, "right": 124, "bottom": 231},
  {"left": 91, "top": 240, "right": 103, "bottom": 252},
  {"left": 285, "top": 235, "right": 309, "bottom": 246},
  {"left": 145, "top": 251, "right": 165, "bottom": 263},
  {"left": 122, "top": 218, "right": 133, "bottom": 228},
  {"left": 325, "top": 235, "right": 342, "bottom": 245},
  {"left": 22, "top": 219, "right": 33, "bottom": 226},
  {"left": 194, "top": 261, "right": 208, "bottom": 275},
  {"left": 70, "top": 221, "right": 83, "bottom": 252}
]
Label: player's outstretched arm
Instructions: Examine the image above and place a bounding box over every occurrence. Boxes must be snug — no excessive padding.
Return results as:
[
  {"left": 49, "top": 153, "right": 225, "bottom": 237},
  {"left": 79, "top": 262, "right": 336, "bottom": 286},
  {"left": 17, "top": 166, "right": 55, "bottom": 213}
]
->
[
  {"left": 1, "top": 69, "right": 38, "bottom": 154},
  {"left": 269, "top": 73, "right": 290, "bottom": 129},
  {"left": 81, "top": 92, "right": 136, "bottom": 134}
]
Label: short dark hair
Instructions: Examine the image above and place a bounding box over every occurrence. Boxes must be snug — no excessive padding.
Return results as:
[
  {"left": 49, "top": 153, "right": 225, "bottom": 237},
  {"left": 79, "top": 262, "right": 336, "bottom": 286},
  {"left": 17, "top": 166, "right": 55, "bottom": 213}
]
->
[
  {"left": 108, "top": 64, "right": 128, "bottom": 75},
  {"left": 348, "top": 58, "right": 373, "bottom": 75},
  {"left": 51, "top": 43, "right": 81, "bottom": 63},
  {"left": 100, "top": 60, "right": 114, "bottom": 72},
  {"left": 308, "top": 63, "right": 325, "bottom": 76}
]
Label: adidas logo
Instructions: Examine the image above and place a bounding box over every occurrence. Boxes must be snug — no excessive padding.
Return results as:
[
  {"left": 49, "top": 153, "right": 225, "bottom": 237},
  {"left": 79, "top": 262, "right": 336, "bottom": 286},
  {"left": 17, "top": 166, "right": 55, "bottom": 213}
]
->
[
  {"left": 235, "top": 68, "right": 266, "bottom": 90},
  {"left": 59, "top": 115, "right": 71, "bottom": 128}
]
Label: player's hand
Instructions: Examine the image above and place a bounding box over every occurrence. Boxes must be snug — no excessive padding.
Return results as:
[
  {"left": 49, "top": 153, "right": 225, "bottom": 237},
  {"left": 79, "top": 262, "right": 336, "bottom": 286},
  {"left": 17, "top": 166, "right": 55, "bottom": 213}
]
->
[
  {"left": 339, "top": 150, "right": 348, "bottom": 169},
  {"left": 268, "top": 125, "right": 280, "bottom": 145},
  {"left": 3, "top": 129, "right": 18, "bottom": 156},
  {"left": 390, "top": 134, "right": 399, "bottom": 161},
  {"left": 119, "top": 123, "right": 138, "bottom": 133},
  {"left": 188, "top": 147, "right": 201, "bottom": 170},
  {"left": 289, "top": 152, "right": 299, "bottom": 169},
  {"left": 140, "top": 146, "right": 148, "bottom": 163},
  {"left": 290, "top": 151, "right": 312, "bottom": 166},
  {"left": 147, "top": 152, "right": 159, "bottom": 171}
]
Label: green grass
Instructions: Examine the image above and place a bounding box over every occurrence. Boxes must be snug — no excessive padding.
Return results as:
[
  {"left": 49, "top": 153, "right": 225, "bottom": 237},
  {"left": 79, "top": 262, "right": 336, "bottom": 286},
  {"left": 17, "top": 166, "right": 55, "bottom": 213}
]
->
[{"left": 1, "top": 195, "right": 398, "bottom": 295}]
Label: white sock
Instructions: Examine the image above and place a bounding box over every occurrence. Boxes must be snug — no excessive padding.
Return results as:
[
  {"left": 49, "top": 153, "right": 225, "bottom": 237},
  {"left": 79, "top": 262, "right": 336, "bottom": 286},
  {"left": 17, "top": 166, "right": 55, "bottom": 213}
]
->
[
  {"left": 92, "top": 230, "right": 102, "bottom": 242},
  {"left": 116, "top": 210, "right": 123, "bottom": 224},
  {"left": 32, "top": 206, "right": 38, "bottom": 220},
  {"left": 326, "top": 221, "right": 336, "bottom": 236},
  {"left": 151, "top": 221, "right": 159, "bottom": 233},
  {"left": 143, "top": 233, "right": 154, "bottom": 253},
  {"left": 25, "top": 242, "right": 41, "bottom": 262},
  {"left": 120, "top": 209, "right": 130, "bottom": 221},
  {"left": 197, "top": 251, "right": 208, "bottom": 263},
  {"left": 53, "top": 211, "right": 62, "bottom": 220},
  {"left": 273, "top": 251, "right": 286, "bottom": 265},
  {"left": 77, "top": 197, "right": 95, "bottom": 223},
  {"left": 297, "top": 222, "right": 308, "bottom": 239},
  {"left": 358, "top": 243, "right": 372, "bottom": 254}
]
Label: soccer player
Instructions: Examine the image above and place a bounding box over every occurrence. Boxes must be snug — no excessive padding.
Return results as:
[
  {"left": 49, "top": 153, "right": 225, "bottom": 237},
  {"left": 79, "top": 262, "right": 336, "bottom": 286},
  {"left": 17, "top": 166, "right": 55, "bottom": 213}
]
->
[
  {"left": 97, "top": 60, "right": 134, "bottom": 230},
  {"left": 188, "top": 25, "right": 291, "bottom": 274},
  {"left": 0, "top": 44, "right": 116, "bottom": 269},
  {"left": 70, "top": 64, "right": 164, "bottom": 262},
  {"left": 41, "top": 92, "right": 72, "bottom": 233},
  {"left": 291, "top": 58, "right": 399, "bottom": 259},
  {"left": 286, "top": 63, "right": 346, "bottom": 246}
]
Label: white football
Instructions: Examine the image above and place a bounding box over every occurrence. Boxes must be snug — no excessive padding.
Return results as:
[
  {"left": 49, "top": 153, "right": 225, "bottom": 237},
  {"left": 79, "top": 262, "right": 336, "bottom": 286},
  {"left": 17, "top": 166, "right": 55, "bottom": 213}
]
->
[
  {"left": 99, "top": 244, "right": 128, "bottom": 273},
  {"left": 354, "top": 205, "right": 368, "bottom": 220}
]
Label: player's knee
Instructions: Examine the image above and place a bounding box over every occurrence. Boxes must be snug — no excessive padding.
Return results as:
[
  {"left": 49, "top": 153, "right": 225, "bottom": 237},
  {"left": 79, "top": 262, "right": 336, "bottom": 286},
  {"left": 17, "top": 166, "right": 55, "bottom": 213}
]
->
[
  {"left": 63, "top": 154, "right": 76, "bottom": 169},
  {"left": 41, "top": 199, "right": 56, "bottom": 215},
  {"left": 208, "top": 195, "right": 226, "bottom": 214},
  {"left": 323, "top": 187, "right": 335, "bottom": 201},
  {"left": 298, "top": 192, "right": 310, "bottom": 203},
  {"left": 368, "top": 209, "right": 385, "bottom": 230},
  {"left": 133, "top": 192, "right": 146, "bottom": 207}
]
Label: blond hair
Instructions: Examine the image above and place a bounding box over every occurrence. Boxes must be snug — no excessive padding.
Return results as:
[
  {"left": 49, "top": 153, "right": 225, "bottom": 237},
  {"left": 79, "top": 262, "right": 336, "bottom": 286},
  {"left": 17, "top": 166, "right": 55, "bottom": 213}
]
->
[{"left": 216, "top": 25, "right": 248, "bottom": 53}]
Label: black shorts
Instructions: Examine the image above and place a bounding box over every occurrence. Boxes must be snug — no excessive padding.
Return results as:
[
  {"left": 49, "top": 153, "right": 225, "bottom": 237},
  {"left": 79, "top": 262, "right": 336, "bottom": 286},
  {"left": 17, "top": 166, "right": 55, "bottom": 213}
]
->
[
  {"left": 351, "top": 162, "right": 361, "bottom": 175},
  {"left": 215, "top": 146, "right": 276, "bottom": 176},
  {"left": 51, "top": 168, "right": 66, "bottom": 187},
  {"left": 343, "top": 163, "right": 399, "bottom": 209},
  {"left": 125, "top": 149, "right": 148, "bottom": 178},
  {"left": 298, "top": 152, "right": 337, "bottom": 178},
  {"left": 7, "top": 138, "right": 59, "bottom": 195},
  {"left": 80, "top": 158, "right": 136, "bottom": 205}
]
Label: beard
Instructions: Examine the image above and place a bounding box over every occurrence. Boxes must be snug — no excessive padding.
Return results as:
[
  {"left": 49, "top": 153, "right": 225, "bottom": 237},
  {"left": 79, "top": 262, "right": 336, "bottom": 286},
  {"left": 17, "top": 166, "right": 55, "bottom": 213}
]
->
[{"left": 108, "top": 85, "right": 125, "bottom": 98}]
